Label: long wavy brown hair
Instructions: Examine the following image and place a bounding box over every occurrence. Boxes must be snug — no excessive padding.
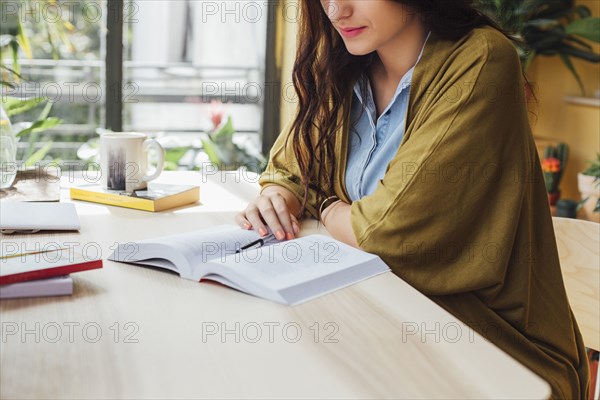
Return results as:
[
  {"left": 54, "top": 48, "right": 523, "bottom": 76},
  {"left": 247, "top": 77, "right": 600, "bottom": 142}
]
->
[{"left": 287, "top": 0, "right": 532, "bottom": 219}]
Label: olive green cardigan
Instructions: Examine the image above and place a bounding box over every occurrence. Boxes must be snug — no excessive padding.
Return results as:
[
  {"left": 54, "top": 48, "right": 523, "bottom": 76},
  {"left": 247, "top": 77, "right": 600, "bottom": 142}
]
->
[{"left": 259, "top": 26, "right": 589, "bottom": 399}]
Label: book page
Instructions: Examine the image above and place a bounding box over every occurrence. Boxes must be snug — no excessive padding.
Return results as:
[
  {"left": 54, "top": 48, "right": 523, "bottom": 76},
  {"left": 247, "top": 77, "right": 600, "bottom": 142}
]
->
[
  {"left": 111, "top": 225, "right": 266, "bottom": 267},
  {"left": 211, "top": 235, "right": 380, "bottom": 289},
  {"left": 146, "top": 225, "right": 265, "bottom": 263}
]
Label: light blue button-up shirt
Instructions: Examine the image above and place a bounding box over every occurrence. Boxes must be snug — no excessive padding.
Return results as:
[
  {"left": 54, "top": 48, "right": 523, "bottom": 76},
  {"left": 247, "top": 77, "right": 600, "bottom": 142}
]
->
[{"left": 345, "top": 32, "right": 431, "bottom": 202}]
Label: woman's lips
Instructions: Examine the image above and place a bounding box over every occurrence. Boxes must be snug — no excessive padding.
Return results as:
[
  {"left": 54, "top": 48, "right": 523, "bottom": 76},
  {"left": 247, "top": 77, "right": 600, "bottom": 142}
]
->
[{"left": 339, "top": 26, "right": 367, "bottom": 38}]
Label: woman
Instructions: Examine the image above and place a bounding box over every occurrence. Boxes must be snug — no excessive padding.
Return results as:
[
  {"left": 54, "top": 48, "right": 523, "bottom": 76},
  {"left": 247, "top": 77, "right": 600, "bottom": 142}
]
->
[{"left": 236, "top": 1, "right": 589, "bottom": 397}]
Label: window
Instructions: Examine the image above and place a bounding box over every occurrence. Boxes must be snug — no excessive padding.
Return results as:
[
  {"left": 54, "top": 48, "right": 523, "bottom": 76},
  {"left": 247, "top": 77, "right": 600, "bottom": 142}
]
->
[
  {"left": 1, "top": 0, "right": 105, "bottom": 163},
  {"left": 1, "top": 0, "right": 274, "bottom": 169},
  {"left": 122, "top": 0, "right": 268, "bottom": 168}
]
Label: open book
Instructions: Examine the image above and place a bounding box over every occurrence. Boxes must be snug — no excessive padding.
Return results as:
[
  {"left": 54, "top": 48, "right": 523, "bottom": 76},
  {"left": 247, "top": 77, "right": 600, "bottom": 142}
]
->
[{"left": 108, "top": 225, "right": 389, "bottom": 305}]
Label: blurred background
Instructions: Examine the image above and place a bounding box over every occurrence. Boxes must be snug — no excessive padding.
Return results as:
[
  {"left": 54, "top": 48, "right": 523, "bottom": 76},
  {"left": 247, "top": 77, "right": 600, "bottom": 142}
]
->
[{"left": 1, "top": 0, "right": 599, "bottom": 219}]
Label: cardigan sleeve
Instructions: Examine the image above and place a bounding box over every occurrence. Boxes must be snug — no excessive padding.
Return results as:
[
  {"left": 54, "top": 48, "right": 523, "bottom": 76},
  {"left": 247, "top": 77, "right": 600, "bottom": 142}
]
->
[
  {"left": 350, "top": 32, "right": 535, "bottom": 295},
  {"left": 258, "top": 118, "right": 322, "bottom": 218}
]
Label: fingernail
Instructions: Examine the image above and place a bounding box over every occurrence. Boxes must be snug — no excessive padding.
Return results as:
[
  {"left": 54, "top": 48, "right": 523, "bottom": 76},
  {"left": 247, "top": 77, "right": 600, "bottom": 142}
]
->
[
  {"left": 259, "top": 228, "right": 268, "bottom": 236},
  {"left": 275, "top": 230, "right": 285, "bottom": 240},
  {"left": 293, "top": 223, "right": 300, "bottom": 234},
  {"left": 286, "top": 232, "right": 294, "bottom": 240},
  {"left": 244, "top": 223, "right": 251, "bottom": 230}
]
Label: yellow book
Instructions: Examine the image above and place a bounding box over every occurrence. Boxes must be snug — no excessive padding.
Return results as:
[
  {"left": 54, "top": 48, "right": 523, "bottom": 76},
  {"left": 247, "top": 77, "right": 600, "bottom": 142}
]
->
[{"left": 70, "top": 183, "right": 200, "bottom": 212}]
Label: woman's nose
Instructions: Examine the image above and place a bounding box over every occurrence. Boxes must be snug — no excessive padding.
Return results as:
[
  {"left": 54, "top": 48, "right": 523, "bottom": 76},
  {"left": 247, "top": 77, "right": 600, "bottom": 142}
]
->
[{"left": 324, "top": 0, "right": 352, "bottom": 22}]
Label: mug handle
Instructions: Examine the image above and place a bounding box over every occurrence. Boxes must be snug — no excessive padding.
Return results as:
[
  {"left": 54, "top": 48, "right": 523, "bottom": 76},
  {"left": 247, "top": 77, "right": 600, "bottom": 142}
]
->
[{"left": 142, "top": 138, "right": 165, "bottom": 182}]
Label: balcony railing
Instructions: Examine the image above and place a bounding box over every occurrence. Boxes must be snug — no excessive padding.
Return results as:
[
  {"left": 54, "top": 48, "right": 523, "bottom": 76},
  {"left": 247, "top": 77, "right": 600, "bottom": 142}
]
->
[{"left": 3, "top": 59, "right": 265, "bottom": 167}]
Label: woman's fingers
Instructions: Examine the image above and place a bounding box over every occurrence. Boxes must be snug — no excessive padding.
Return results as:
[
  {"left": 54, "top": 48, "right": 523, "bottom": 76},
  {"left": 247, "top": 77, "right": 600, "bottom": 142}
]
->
[
  {"left": 244, "top": 204, "right": 269, "bottom": 237},
  {"left": 255, "top": 196, "right": 287, "bottom": 240},
  {"left": 239, "top": 194, "right": 299, "bottom": 240},
  {"left": 235, "top": 212, "right": 252, "bottom": 230},
  {"left": 289, "top": 213, "right": 300, "bottom": 235},
  {"left": 267, "top": 194, "right": 296, "bottom": 239}
]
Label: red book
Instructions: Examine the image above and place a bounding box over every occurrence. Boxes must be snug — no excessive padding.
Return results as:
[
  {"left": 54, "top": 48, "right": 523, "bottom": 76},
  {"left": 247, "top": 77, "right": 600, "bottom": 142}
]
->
[{"left": 0, "top": 249, "right": 102, "bottom": 285}]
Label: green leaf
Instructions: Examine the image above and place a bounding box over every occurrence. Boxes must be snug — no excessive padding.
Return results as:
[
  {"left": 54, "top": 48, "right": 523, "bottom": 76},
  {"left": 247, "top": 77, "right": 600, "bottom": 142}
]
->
[
  {"left": 38, "top": 102, "right": 53, "bottom": 121},
  {"left": 212, "top": 116, "right": 235, "bottom": 140},
  {"left": 2, "top": 97, "right": 46, "bottom": 116},
  {"left": 24, "top": 130, "right": 39, "bottom": 161},
  {"left": 200, "top": 137, "right": 221, "bottom": 166},
  {"left": 15, "top": 117, "right": 62, "bottom": 137},
  {"left": 164, "top": 161, "right": 178, "bottom": 171},
  {"left": 0, "top": 64, "right": 22, "bottom": 87},
  {"left": 558, "top": 43, "right": 600, "bottom": 62},
  {"left": 563, "top": 35, "right": 593, "bottom": 51},
  {"left": 16, "top": 19, "right": 32, "bottom": 59},
  {"left": 523, "top": 19, "right": 561, "bottom": 30},
  {"left": 565, "top": 17, "right": 600, "bottom": 42},
  {"left": 559, "top": 54, "right": 585, "bottom": 95},
  {"left": 24, "top": 142, "right": 53, "bottom": 168},
  {"left": 574, "top": 5, "right": 592, "bottom": 19},
  {"left": 10, "top": 40, "right": 19, "bottom": 75},
  {"left": 533, "top": 0, "right": 577, "bottom": 20},
  {"left": 0, "top": 64, "right": 22, "bottom": 79},
  {"left": 165, "top": 147, "right": 190, "bottom": 164},
  {"left": 555, "top": 142, "right": 569, "bottom": 183},
  {"left": 0, "top": 80, "right": 15, "bottom": 88}
]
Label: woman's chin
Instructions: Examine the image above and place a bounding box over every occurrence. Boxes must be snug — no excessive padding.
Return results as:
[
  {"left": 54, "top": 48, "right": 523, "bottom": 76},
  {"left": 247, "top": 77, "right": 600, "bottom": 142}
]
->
[{"left": 344, "top": 44, "right": 374, "bottom": 56}]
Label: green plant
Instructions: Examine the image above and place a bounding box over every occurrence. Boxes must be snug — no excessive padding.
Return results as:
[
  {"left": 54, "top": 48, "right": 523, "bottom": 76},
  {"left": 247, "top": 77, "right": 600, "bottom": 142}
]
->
[
  {"left": 581, "top": 153, "right": 600, "bottom": 212},
  {"left": 1, "top": 1, "right": 93, "bottom": 162},
  {"left": 201, "top": 115, "right": 266, "bottom": 173},
  {"left": 0, "top": 0, "right": 31, "bottom": 86},
  {"left": 164, "top": 147, "right": 190, "bottom": 171},
  {"left": 582, "top": 153, "right": 600, "bottom": 177},
  {"left": 1, "top": 96, "right": 62, "bottom": 166},
  {"left": 475, "top": 0, "right": 600, "bottom": 94},
  {"left": 0, "top": 0, "right": 82, "bottom": 86},
  {"left": 542, "top": 142, "right": 569, "bottom": 194}
]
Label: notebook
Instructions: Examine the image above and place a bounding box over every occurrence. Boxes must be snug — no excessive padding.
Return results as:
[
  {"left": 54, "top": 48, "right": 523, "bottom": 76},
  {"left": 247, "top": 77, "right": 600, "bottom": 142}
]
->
[
  {"left": 0, "top": 276, "right": 73, "bottom": 299},
  {"left": 0, "top": 249, "right": 102, "bottom": 285},
  {"left": 0, "top": 202, "right": 80, "bottom": 234},
  {"left": 108, "top": 225, "right": 390, "bottom": 305}
]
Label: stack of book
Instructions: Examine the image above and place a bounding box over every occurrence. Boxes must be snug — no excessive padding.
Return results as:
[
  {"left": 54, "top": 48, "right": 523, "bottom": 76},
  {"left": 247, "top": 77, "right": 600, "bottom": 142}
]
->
[{"left": 0, "top": 249, "right": 103, "bottom": 299}]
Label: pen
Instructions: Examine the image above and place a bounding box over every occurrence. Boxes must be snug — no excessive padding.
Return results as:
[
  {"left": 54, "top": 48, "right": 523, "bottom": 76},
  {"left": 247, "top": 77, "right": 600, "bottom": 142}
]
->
[{"left": 236, "top": 233, "right": 275, "bottom": 253}]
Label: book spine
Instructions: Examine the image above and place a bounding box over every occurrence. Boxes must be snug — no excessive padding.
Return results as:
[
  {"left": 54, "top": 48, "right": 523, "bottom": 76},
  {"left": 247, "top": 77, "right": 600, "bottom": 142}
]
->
[
  {"left": 69, "top": 188, "right": 156, "bottom": 212},
  {"left": 0, "top": 259, "right": 103, "bottom": 285},
  {"left": 0, "top": 276, "right": 73, "bottom": 299}
]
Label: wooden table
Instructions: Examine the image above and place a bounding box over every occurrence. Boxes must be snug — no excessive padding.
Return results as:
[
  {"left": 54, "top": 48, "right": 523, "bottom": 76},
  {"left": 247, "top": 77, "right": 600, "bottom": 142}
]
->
[{"left": 0, "top": 171, "right": 551, "bottom": 399}]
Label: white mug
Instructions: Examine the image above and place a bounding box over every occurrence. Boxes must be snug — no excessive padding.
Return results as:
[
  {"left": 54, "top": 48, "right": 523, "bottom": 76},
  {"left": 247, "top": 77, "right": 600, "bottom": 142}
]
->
[{"left": 100, "top": 132, "right": 165, "bottom": 192}]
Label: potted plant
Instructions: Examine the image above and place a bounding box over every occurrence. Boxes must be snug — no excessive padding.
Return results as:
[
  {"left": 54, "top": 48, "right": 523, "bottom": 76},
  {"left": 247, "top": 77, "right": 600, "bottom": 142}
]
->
[
  {"left": 0, "top": 97, "right": 62, "bottom": 178},
  {"left": 200, "top": 100, "right": 266, "bottom": 173},
  {"left": 476, "top": 0, "right": 600, "bottom": 94},
  {"left": 578, "top": 153, "right": 600, "bottom": 223},
  {"left": 542, "top": 143, "right": 568, "bottom": 207}
]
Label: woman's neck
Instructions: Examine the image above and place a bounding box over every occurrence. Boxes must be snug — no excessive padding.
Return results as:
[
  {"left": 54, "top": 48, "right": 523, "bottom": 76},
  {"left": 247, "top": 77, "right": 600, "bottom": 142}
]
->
[{"left": 370, "top": 19, "right": 428, "bottom": 85}]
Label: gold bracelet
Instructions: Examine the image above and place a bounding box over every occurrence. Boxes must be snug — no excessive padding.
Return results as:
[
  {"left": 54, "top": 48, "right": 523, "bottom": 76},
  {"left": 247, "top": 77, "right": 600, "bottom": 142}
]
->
[{"left": 319, "top": 195, "right": 340, "bottom": 220}]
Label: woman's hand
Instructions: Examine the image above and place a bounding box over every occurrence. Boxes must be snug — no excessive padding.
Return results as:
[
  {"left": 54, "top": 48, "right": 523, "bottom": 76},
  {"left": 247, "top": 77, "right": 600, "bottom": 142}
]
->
[{"left": 236, "top": 186, "right": 301, "bottom": 241}]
